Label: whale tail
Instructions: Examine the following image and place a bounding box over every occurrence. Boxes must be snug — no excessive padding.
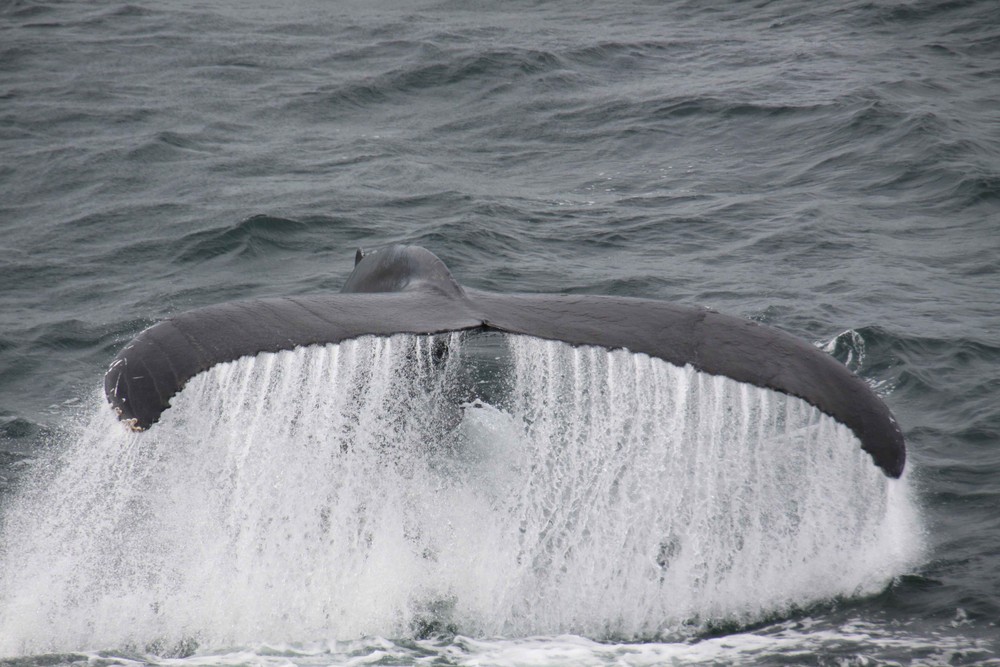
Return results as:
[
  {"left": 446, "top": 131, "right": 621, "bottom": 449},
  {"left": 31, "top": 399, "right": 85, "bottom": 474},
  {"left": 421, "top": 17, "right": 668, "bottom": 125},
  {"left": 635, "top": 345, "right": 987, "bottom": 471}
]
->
[{"left": 105, "top": 245, "right": 905, "bottom": 477}]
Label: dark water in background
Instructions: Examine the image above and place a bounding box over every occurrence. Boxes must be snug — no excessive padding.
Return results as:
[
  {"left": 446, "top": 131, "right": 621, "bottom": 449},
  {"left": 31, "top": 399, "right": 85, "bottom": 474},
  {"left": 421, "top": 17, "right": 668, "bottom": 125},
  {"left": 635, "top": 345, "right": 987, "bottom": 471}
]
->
[{"left": 1, "top": 0, "right": 999, "bottom": 664}]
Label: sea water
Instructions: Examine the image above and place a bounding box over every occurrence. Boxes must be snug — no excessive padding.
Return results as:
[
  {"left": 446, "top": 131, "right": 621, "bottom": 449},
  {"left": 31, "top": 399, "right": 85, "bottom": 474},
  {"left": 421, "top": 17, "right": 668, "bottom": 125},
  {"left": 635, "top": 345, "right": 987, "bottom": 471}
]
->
[{"left": 2, "top": 0, "right": 998, "bottom": 662}]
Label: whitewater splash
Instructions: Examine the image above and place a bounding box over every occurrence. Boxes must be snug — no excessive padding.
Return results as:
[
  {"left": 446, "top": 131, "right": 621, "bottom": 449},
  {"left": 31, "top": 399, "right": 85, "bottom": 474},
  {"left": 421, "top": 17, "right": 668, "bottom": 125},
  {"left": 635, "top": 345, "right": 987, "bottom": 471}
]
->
[{"left": 0, "top": 333, "right": 922, "bottom": 657}]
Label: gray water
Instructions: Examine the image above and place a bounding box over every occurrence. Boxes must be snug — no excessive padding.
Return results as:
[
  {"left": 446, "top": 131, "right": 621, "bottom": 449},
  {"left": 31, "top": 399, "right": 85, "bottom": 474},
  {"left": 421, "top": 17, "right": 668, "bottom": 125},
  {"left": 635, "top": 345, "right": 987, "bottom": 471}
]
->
[{"left": 1, "top": 0, "right": 999, "bottom": 664}]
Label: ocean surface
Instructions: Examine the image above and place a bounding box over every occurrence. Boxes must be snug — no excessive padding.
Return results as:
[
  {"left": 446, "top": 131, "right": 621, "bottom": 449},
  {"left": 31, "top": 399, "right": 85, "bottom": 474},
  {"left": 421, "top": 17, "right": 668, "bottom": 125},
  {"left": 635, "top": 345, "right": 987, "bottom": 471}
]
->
[{"left": 1, "top": 0, "right": 998, "bottom": 664}]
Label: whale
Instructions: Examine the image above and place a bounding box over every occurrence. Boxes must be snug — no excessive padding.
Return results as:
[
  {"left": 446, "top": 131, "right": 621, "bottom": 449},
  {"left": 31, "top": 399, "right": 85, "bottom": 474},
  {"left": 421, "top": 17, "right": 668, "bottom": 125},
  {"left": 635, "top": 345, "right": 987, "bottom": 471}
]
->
[{"left": 105, "top": 245, "right": 905, "bottom": 478}]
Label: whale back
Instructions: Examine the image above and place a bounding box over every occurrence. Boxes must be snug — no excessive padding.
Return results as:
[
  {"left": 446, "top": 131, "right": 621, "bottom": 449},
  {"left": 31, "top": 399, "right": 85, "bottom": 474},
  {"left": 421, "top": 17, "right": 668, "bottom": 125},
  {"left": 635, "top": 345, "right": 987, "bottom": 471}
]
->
[{"left": 341, "top": 245, "right": 465, "bottom": 298}]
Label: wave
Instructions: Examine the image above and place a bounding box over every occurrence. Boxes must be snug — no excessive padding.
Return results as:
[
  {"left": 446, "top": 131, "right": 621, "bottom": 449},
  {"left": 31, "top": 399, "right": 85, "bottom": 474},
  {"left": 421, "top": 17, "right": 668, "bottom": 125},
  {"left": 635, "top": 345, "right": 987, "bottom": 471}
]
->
[{"left": 172, "top": 215, "right": 313, "bottom": 263}]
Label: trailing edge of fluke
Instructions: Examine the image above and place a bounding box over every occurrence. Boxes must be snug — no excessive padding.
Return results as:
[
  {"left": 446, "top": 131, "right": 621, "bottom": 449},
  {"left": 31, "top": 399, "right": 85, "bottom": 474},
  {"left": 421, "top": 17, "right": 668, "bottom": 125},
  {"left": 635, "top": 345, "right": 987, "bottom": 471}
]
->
[{"left": 105, "top": 245, "right": 905, "bottom": 477}]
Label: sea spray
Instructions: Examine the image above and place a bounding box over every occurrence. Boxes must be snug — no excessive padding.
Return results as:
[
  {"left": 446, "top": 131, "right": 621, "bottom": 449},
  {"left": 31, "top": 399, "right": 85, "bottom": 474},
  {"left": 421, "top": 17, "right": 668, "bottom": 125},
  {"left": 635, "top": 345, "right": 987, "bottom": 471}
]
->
[{"left": 0, "top": 333, "right": 922, "bottom": 656}]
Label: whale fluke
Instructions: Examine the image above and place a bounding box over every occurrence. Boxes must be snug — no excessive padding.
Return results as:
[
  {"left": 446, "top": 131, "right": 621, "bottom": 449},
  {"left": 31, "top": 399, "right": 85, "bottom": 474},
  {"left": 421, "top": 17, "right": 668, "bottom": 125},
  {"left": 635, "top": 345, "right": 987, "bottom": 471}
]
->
[{"left": 105, "top": 245, "right": 905, "bottom": 477}]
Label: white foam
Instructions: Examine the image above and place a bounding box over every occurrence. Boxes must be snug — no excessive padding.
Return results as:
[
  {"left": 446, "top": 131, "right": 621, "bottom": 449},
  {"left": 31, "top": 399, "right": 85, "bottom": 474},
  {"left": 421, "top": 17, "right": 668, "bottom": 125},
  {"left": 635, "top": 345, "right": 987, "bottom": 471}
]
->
[{"left": 0, "top": 334, "right": 923, "bottom": 656}]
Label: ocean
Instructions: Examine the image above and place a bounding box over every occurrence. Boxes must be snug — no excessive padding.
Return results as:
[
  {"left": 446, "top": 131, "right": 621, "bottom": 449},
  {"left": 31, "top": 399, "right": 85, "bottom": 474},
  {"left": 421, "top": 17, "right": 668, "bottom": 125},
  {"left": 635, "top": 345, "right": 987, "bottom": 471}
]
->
[{"left": 1, "top": 0, "right": 998, "bottom": 664}]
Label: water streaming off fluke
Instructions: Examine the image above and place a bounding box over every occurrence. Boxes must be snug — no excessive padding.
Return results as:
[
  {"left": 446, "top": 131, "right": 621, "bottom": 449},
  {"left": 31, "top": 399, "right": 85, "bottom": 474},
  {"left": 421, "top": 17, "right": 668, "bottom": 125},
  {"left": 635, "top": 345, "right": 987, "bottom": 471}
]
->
[{"left": 0, "top": 333, "right": 921, "bottom": 656}]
